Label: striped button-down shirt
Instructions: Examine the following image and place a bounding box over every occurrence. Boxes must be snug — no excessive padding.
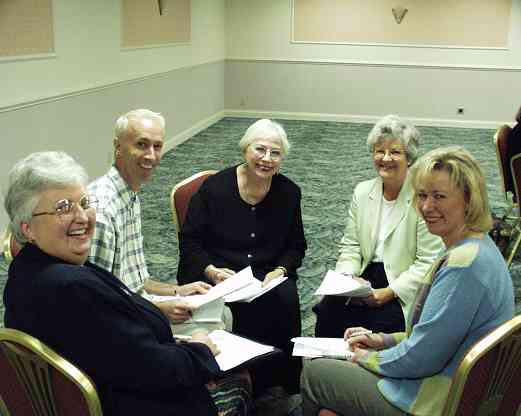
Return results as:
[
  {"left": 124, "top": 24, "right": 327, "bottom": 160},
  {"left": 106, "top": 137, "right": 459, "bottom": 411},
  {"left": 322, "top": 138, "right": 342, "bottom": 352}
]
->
[{"left": 88, "top": 166, "right": 149, "bottom": 292}]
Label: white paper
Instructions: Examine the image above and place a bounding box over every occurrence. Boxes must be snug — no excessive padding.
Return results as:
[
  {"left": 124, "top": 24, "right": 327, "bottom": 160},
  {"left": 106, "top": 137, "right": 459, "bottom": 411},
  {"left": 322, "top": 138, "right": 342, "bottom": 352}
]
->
[
  {"left": 314, "top": 270, "right": 372, "bottom": 297},
  {"left": 208, "top": 330, "right": 275, "bottom": 372},
  {"left": 224, "top": 276, "right": 287, "bottom": 303},
  {"left": 180, "top": 267, "right": 257, "bottom": 308},
  {"left": 144, "top": 294, "right": 225, "bottom": 323},
  {"left": 291, "top": 337, "right": 354, "bottom": 360}
]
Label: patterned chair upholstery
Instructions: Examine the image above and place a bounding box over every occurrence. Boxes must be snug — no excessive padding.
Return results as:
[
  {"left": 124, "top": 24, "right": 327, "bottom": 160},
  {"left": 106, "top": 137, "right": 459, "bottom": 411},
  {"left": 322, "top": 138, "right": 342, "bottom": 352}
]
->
[
  {"left": 170, "top": 170, "right": 217, "bottom": 232},
  {"left": 0, "top": 328, "right": 103, "bottom": 416}
]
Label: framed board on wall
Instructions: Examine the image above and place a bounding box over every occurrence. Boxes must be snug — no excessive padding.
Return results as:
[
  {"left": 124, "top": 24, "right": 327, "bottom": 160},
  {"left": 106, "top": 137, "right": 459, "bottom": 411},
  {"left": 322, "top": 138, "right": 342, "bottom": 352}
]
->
[
  {"left": 122, "top": 0, "right": 191, "bottom": 49},
  {"left": 292, "top": 0, "right": 512, "bottom": 48},
  {"left": 0, "top": 0, "right": 54, "bottom": 58}
]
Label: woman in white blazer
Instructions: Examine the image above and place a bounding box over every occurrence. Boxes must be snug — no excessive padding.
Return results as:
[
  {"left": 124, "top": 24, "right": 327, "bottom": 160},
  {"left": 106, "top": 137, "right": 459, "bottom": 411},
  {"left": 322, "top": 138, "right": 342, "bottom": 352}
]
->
[{"left": 315, "top": 115, "right": 443, "bottom": 337}]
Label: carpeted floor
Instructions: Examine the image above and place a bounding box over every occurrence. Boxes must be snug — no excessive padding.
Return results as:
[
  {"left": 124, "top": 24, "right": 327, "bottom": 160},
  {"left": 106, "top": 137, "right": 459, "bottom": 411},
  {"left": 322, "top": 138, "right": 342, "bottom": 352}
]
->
[{"left": 1, "top": 117, "right": 520, "bottom": 415}]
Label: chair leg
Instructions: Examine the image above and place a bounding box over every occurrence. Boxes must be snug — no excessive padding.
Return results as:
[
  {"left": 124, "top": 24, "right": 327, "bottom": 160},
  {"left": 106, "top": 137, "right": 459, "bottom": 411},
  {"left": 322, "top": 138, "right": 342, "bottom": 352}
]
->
[{"left": 507, "top": 226, "right": 521, "bottom": 267}]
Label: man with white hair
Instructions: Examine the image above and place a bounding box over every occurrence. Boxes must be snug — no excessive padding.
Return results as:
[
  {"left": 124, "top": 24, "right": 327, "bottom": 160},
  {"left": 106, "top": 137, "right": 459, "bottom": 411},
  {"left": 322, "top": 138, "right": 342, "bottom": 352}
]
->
[{"left": 88, "top": 109, "right": 229, "bottom": 329}]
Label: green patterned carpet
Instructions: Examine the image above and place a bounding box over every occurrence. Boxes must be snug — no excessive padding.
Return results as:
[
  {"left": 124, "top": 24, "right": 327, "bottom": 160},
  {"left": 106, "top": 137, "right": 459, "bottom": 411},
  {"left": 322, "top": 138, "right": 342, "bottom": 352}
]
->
[{"left": 1, "top": 117, "right": 520, "bottom": 337}]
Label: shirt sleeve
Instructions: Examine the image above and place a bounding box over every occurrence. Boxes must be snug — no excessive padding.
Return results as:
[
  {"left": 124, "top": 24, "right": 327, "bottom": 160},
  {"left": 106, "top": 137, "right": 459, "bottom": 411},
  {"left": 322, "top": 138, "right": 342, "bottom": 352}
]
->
[
  {"left": 335, "top": 186, "right": 363, "bottom": 275},
  {"left": 358, "top": 266, "right": 486, "bottom": 378},
  {"left": 178, "top": 182, "right": 213, "bottom": 284},
  {"left": 274, "top": 186, "right": 307, "bottom": 277},
  {"left": 56, "top": 274, "right": 220, "bottom": 392},
  {"left": 389, "top": 215, "right": 443, "bottom": 305},
  {"left": 88, "top": 208, "right": 118, "bottom": 275}
]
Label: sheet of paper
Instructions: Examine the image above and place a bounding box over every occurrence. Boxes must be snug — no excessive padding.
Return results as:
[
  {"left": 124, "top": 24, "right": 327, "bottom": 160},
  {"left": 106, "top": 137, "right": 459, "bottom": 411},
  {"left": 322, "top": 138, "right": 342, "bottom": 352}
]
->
[
  {"left": 314, "top": 270, "right": 372, "bottom": 297},
  {"left": 224, "top": 276, "right": 287, "bottom": 303},
  {"left": 182, "top": 267, "right": 256, "bottom": 308},
  {"left": 209, "top": 330, "right": 275, "bottom": 372},
  {"left": 291, "top": 337, "right": 354, "bottom": 360},
  {"left": 143, "top": 294, "right": 224, "bottom": 323}
]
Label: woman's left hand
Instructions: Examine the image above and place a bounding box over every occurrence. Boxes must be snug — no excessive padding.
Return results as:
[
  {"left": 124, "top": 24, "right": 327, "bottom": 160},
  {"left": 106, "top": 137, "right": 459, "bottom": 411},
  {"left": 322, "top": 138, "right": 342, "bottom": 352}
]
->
[
  {"left": 262, "top": 268, "right": 284, "bottom": 287},
  {"left": 362, "top": 287, "right": 395, "bottom": 308},
  {"left": 177, "top": 281, "right": 212, "bottom": 296}
]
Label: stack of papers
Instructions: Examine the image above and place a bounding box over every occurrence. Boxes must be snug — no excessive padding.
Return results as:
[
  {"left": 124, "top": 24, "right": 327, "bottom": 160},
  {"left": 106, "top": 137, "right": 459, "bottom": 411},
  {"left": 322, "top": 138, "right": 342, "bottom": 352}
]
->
[
  {"left": 314, "top": 270, "right": 372, "bottom": 297},
  {"left": 208, "top": 330, "right": 276, "bottom": 371},
  {"left": 291, "top": 337, "right": 354, "bottom": 360}
]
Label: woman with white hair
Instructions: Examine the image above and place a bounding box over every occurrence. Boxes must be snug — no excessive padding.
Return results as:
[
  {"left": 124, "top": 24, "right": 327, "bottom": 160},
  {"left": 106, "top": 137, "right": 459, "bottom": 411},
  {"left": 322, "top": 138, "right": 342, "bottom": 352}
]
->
[
  {"left": 3, "top": 151, "right": 251, "bottom": 416},
  {"left": 178, "top": 119, "right": 307, "bottom": 396},
  {"left": 314, "top": 115, "right": 443, "bottom": 337}
]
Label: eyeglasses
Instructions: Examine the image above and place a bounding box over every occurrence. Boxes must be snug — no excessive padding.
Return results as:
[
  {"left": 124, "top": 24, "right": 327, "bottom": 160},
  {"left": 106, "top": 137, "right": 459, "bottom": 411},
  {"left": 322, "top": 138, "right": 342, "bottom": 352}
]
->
[
  {"left": 32, "top": 195, "right": 98, "bottom": 218},
  {"left": 250, "top": 144, "right": 283, "bottom": 161},
  {"left": 373, "top": 148, "right": 406, "bottom": 160}
]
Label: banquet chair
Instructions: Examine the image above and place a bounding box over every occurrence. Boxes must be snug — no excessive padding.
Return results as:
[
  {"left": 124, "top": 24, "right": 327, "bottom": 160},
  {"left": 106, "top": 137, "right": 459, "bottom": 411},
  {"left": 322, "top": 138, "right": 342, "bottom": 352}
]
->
[
  {"left": 443, "top": 315, "right": 521, "bottom": 416},
  {"left": 316, "top": 316, "right": 521, "bottom": 416},
  {"left": 504, "top": 153, "right": 521, "bottom": 266},
  {"left": 495, "top": 124, "right": 514, "bottom": 205},
  {"left": 0, "top": 328, "right": 103, "bottom": 416},
  {"left": 170, "top": 170, "right": 217, "bottom": 232},
  {"left": 2, "top": 228, "right": 21, "bottom": 262}
]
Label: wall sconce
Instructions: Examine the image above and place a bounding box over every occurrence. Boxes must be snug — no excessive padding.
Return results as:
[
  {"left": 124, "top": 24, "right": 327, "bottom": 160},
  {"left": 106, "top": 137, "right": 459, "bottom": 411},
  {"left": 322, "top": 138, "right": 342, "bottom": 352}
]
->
[{"left": 392, "top": 6, "right": 408, "bottom": 24}]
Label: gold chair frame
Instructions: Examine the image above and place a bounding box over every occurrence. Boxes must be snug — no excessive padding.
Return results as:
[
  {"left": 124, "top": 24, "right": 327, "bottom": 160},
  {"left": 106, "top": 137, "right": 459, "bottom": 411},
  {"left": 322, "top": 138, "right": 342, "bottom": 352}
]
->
[
  {"left": 0, "top": 328, "right": 103, "bottom": 416},
  {"left": 443, "top": 315, "right": 521, "bottom": 416},
  {"left": 2, "top": 228, "right": 14, "bottom": 262},
  {"left": 170, "top": 170, "right": 217, "bottom": 232}
]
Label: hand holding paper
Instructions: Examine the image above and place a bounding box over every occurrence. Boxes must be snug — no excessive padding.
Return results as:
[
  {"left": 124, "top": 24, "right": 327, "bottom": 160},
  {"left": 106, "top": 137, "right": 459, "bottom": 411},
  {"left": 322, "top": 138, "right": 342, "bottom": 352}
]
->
[{"left": 314, "top": 270, "right": 372, "bottom": 297}]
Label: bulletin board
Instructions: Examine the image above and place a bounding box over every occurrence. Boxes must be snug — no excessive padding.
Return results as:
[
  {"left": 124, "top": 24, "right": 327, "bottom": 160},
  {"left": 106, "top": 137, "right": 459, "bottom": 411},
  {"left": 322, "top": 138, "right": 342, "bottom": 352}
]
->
[
  {"left": 121, "top": 0, "right": 191, "bottom": 48},
  {"left": 292, "top": 0, "right": 512, "bottom": 48},
  {"left": 0, "top": 0, "right": 54, "bottom": 58}
]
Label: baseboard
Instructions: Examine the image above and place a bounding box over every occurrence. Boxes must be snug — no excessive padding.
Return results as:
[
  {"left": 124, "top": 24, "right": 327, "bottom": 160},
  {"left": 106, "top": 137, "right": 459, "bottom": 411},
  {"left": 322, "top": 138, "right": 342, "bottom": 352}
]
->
[
  {"left": 224, "top": 109, "right": 510, "bottom": 130},
  {"left": 163, "top": 110, "right": 226, "bottom": 153}
]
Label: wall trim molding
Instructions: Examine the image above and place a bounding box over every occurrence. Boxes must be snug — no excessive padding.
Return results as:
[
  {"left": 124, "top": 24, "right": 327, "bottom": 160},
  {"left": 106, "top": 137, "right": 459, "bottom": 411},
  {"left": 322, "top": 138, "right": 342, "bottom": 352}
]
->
[
  {"left": 0, "top": 59, "right": 224, "bottom": 113},
  {"left": 226, "top": 57, "right": 521, "bottom": 72},
  {"left": 163, "top": 110, "right": 226, "bottom": 153},
  {"left": 224, "top": 109, "right": 509, "bottom": 130}
]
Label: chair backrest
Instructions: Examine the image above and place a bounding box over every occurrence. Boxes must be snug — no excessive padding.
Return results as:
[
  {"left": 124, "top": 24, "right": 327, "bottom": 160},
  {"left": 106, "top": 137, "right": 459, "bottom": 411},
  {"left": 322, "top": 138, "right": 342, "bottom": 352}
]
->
[
  {"left": 0, "top": 328, "right": 103, "bottom": 416},
  {"left": 510, "top": 153, "right": 521, "bottom": 209},
  {"left": 170, "top": 170, "right": 217, "bottom": 232},
  {"left": 494, "top": 124, "right": 514, "bottom": 200},
  {"left": 443, "top": 315, "right": 521, "bottom": 416},
  {"left": 2, "top": 228, "right": 21, "bottom": 262}
]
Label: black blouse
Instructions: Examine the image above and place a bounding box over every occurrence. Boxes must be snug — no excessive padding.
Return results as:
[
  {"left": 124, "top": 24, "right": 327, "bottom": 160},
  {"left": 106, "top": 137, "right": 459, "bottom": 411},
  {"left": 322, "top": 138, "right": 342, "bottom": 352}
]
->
[{"left": 177, "top": 166, "right": 307, "bottom": 283}]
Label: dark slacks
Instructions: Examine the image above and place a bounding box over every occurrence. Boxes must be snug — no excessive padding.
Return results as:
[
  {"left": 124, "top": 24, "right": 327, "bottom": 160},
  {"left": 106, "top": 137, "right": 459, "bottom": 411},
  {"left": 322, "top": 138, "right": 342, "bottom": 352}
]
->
[
  {"left": 228, "top": 278, "right": 302, "bottom": 395},
  {"left": 314, "top": 262, "right": 405, "bottom": 337}
]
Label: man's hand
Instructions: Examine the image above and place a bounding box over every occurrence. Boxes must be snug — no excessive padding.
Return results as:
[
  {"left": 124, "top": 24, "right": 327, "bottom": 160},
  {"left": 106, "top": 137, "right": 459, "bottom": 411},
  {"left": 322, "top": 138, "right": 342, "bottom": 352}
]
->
[
  {"left": 177, "top": 281, "right": 212, "bottom": 296},
  {"left": 157, "top": 299, "right": 195, "bottom": 323}
]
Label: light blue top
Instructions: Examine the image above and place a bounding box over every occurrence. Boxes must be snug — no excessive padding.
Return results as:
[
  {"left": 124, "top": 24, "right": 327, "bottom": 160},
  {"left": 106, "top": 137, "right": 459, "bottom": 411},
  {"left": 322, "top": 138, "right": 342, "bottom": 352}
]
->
[{"left": 358, "top": 235, "right": 515, "bottom": 416}]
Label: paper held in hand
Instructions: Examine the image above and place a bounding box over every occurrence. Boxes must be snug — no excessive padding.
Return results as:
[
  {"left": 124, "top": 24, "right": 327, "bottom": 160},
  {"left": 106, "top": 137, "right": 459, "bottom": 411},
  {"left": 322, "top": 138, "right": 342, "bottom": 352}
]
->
[
  {"left": 314, "top": 270, "right": 372, "bottom": 297},
  {"left": 224, "top": 275, "right": 287, "bottom": 303},
  {"left": 208, "top": 330, "right": 276, "bottom": 371},
  {"left": 291, "top": 337, "right": 354, "bottom": 360}
]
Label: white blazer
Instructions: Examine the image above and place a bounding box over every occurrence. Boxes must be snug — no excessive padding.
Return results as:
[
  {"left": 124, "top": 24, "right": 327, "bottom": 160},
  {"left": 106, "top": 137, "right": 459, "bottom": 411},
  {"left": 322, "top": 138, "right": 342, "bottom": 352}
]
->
[{"left": 336, "top": 175, "right": 443, "bottom": 322}]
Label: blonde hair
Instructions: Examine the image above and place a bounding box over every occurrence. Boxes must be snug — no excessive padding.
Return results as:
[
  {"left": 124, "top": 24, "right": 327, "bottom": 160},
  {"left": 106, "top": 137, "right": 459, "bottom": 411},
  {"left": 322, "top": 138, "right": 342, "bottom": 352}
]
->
[{"left": 410, "top": 146, "right": 492, "bottom": 232}]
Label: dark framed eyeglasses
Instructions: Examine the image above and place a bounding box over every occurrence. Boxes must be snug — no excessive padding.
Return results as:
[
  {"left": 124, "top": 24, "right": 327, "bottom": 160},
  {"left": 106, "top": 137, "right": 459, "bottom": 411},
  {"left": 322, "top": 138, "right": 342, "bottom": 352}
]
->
[{"left": 32, "top": 194, "right": 98, "bottom": 218}]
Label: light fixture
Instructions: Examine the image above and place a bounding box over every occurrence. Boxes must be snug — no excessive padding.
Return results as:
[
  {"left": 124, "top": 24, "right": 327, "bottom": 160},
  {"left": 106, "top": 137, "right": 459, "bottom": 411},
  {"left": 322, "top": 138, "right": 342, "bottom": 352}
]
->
[{"left": 392, "top": 6, "right": 408, "bottom": 24}]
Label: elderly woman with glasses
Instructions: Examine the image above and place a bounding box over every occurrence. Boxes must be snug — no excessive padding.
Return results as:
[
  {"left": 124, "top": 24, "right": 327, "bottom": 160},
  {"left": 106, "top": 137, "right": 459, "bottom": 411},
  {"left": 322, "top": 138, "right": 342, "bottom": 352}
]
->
[
  {"left": 3, "top": 151, "right": 250, "bottom": 416},
  {"left": 301, "top": 146, "right": 514, "bottom": 416},
  {"left": 177, "top": 119, "right": 307, "bottom": 396},
  {"left": 314, "top": 115, "right": 443, "bottom": 338}
]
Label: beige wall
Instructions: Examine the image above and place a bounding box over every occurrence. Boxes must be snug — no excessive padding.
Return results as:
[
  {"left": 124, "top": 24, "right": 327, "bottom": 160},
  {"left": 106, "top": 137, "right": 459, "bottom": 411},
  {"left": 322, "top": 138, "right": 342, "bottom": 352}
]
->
[
  {"left": 225, "top": 0, "right": 521, "bottom": 126},
  {"left": 0, "top": 0, "right": 226, "bottom": 231},
  {"left": 293, "top": 0, "right": 512, "bottom": 48}
]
